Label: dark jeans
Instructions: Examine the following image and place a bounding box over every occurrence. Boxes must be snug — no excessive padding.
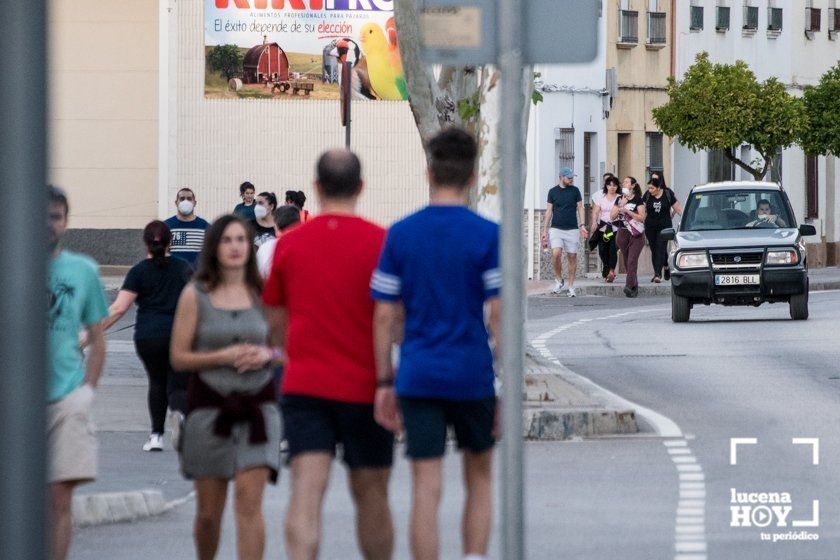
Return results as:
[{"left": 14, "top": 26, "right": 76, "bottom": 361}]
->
[
  {"left": 597, "top": 232, "right": 618, "bottom": 277},
  {"left": 645, "top": 226, "right": 670, "bottom": 278},
  {"left": 616, "top": 228, "right": 645, "bottom": 288},
  {"left": 135, "top": 337, "right": 189, "bottom": 433}
]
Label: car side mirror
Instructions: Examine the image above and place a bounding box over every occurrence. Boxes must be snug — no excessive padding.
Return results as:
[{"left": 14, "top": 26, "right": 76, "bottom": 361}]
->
[
  {"left": 799, "top": 224, "right": 817, "bottom": 237},
  {"left": 661, "top": 228, "right": 676, "bottom": 241}
]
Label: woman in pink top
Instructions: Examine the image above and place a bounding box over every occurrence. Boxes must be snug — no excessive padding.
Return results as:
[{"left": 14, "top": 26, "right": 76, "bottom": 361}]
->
[{"left": 589, "top": 176, "right": 621, "bottom": 282}]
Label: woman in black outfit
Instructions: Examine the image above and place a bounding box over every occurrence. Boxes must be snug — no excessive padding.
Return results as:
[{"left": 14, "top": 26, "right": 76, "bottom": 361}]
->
[
  {"left": 643, "top": 176, "right": 683, "bottom": 283},
  {"left": 101, "top": 221, "right": 193, "bottom": 451}
]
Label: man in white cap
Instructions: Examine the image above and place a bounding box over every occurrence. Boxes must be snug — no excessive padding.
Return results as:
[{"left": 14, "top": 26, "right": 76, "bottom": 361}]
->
[{"left": 541, "top": 167, "right": 587, "bottom": 297}]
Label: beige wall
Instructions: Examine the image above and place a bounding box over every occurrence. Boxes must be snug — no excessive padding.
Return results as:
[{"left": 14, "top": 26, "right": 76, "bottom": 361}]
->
[
  {"left": 606, "top": 0, "right": 673, "bottom": 184},
  {"left": 48, "top": 0, "right": 159, "bottom": 229}
]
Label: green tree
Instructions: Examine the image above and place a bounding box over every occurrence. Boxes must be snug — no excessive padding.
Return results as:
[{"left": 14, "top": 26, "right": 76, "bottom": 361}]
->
[
  {"left": 652, "top": 52, "right": 807, "bottom": 180},
  {"left": 801, "top": 62, "right": 840, "bottom": 157},
  {"left": 207, "top": 44, "right": 244, "bottom": 81}
]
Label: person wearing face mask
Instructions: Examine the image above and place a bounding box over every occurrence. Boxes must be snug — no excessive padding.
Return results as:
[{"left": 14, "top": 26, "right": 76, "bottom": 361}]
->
[
  {"left": 642, "top": 176, "right": 682, "bottom": 283},
  {"left": 611, "top": 177, "right": 647, "bottom": 298},
  {"left": 165, "top": 188, "right": 210, "bottom": 266},
  {"left": 250, "top": 191, "right": 278, "bottom": 247},
  {"left": 589, "top": 176, "right": 620, "bottom": 282}
]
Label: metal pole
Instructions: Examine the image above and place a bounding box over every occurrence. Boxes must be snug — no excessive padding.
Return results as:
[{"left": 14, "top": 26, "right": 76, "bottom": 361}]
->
[
  {"left": 0, "top": 0, "right": 48, "bottom": 558},
  {"left": 498, "top": 0, "right": 525, "bottom": 557},
  {"left": 343, "top": 61, "right": 352, "bottom": 149}
]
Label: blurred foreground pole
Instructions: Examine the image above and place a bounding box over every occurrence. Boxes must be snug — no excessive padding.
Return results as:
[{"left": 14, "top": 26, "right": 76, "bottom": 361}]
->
[
  {"left": 498, "top": 0, "right": 526, "bottom": 557},
  {"left": 0, "top": 0, "right": 48, "bottom": 558}
]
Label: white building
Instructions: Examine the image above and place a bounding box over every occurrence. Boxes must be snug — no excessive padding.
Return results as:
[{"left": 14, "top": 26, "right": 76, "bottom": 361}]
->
[
  {"left": 673, "top": 0, "right": 840, "bottom": 265},
  {"left": 525, "top": 9, "right": 609, "bottom": 279}
]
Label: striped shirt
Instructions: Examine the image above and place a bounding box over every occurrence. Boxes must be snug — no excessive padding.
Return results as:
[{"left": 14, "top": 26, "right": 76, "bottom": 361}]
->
[{"left": 165, "top": 215, "right": 209, "bottom": 266}]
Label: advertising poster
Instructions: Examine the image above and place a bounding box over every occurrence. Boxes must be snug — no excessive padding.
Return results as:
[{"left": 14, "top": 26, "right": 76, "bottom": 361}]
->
[{"left": 204, "top": 0, "right": 407, "bottom": 101}]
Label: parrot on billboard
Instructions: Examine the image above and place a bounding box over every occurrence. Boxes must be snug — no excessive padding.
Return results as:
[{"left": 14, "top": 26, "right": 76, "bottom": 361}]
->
[{"left": 359, "top": 20, "right": 408, "bottom": 101}]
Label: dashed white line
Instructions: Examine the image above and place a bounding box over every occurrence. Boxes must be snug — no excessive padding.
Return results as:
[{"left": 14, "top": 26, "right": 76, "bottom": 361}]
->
[{"left": 531, "top": 307, "right": 707, "bottom": 560}]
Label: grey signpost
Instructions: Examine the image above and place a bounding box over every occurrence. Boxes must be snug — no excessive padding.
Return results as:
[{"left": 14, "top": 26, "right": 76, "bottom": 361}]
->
[
  {"left": 0, "top": 0, "right": 48, "bottom": 559},
  {"left": 418, "top": 1, "right": 599, "bottom": 557}
]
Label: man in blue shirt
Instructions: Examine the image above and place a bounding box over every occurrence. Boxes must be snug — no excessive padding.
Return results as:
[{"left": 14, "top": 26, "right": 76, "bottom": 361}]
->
[
  {"left": 47, "top": 186, "right": 108, "bottom": 560},
  {"left": 164, "top": 188, "right": 209, "bottom": 266},
  {"left": 372, "top": 127, "right": 500, "bottom": 560}
]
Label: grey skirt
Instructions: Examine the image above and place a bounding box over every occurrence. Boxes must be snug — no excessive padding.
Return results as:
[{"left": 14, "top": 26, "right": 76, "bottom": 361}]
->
[{"left": 179, "top": 403, "right": 282, "bottom": 483}]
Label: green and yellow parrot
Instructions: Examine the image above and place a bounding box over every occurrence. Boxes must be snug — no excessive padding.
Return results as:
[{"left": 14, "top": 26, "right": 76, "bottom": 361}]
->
[{"left": 359, "top": 21, "right": 408, "bottom": 101}]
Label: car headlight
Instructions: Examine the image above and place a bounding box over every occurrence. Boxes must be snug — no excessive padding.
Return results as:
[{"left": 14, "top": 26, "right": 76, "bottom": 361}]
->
[
  {"left": 676, "top": 251, "right": 709, "bottom": 269},
  {"left": 765, "top": 249, "right": 799, "bottom": 265}
]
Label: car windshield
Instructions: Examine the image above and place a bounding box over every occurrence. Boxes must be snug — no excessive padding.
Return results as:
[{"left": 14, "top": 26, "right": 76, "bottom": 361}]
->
[{"left": 681, "top": 190, "right": 794, "bottom": 231}]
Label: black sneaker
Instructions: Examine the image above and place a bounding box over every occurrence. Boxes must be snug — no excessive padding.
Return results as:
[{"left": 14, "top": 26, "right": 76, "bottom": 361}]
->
[
  {"left": 664, "top": 267, "right": 671, "bottom": 281},
  {"left": 623, "top": 286, "right": 632, "bottom": 298},
  {"left": 630, "top": 286, "right": 639, "bottom": 298}
]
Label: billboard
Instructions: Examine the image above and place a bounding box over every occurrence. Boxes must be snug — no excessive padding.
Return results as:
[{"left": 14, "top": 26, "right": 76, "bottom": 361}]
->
[{"left": 204, "top": 0, "right": 407, "bottom": 101}]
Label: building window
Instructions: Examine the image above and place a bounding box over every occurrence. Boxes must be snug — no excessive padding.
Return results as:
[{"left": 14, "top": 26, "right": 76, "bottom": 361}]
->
[
  {"left": 646, "top": 133, "right": 664, "bottom": 178},
  {"left": 830, "top": 1, "right": 840, "bottom": 39},
  {"left": 620, "top": 8, "right": 640, "bottom": 43},
  {"left": 648, "top": 10, "right": 667, "bottom": 43},
  {"left": 805, "top": 155, "right": 819, "bottom": 219},
  {"left": 690, "top": 5, "right": 704, "bottom": 30},
  {"left": 717, "top": 5, "right": 731, "bottom": 31},
  {"left": 555, "top": 128, "right": 575, "bottom": 178},
  {"left": 769, "top": 147, "right": 783, "bottom": 184},
  {"left": 806, "top": 0, "right": 821, "bottom": 37},
  {"left": 767, "top": 7, "right": 783, "bottom": 31},
  {"left": 709, "top": 149, "right": 735, "bottom": 182},
  {"left": 743, "top": 4, "right": 759, "bottom": 30}
]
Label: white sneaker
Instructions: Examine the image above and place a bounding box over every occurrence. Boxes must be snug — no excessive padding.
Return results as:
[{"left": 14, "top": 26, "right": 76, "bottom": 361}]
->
[
  {"left": 143, "top": 433, "right": 164, "bottom": 452},
  {"left": 567, "top": 287, "right": 577, "bottom": 298},
  {"left": 169, "top": 410, "right": 184, "bottom": 450},
  {"left": 551, "top": 278, "right": 565, "bottom": 294}
]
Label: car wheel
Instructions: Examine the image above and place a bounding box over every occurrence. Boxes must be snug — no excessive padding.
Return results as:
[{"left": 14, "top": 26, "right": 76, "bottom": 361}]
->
[
  {"left": 672, "top": 293, "right": 691, "bottom": 323},
  {"left": 789, "top": 292, "right": 809, "bottom": 320}
]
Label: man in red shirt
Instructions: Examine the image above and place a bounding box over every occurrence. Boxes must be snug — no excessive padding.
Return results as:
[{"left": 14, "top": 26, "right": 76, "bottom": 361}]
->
[{"left": 263, "top": 149, "right": 394, "bottom": 560}]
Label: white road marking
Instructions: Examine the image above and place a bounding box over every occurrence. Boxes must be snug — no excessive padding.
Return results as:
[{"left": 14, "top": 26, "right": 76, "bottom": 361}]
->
[{"left": 532, "top": 307, "right": 706, "bottom": 560}]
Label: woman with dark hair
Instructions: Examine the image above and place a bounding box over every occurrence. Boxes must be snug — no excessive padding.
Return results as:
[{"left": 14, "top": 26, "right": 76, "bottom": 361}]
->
[
  {"left": 285, "top": 190, "right": 312, "bottom": 223},
  {"left": 589, "top": 176, "right": 620, "bottom": 282},
  {"left": 612, "top": 177, "right": 647, "bottom": 298},
  {"left": 234, "top": 181, "right": 257, "bottom": 221},
  {"left": 643, "top": 176, "right": 683, "bottom": 283},
  {"left": 251, "top": 191, "right": 278, "bottom": 247},
  {"left": 170, "top": 214, "right": 282, "bottom": 560},
  {"left": 100, "top": 220, "right": 193, "bottom": 451}
]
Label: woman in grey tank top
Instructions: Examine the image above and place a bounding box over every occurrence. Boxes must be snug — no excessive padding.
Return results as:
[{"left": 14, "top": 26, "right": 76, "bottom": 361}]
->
[{"left": 171, "top": 215, "right": 284, "bottom": 560}]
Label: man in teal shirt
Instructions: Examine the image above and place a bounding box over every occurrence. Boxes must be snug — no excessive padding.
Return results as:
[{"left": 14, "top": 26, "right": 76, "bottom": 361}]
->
[{"left": 46, "top": 186, "right": 108, "bottom": 560}]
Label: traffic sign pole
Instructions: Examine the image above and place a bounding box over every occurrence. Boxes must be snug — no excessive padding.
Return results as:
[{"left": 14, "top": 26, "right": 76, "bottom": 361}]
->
[{"left": 498, "top": 0, "right": 526, "bottom": 556}]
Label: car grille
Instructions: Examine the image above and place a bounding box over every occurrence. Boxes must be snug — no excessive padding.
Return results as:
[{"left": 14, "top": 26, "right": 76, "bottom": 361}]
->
[
  {"left": 711, "top": 252, "right": 763, "bottom": 265},
  {"left": 710, "top": 251, "right": 763, "bottom": 270}
]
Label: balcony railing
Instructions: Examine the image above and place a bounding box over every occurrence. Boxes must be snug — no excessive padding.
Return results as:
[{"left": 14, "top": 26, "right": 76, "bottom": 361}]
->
[
  {"left": 619, "top": 10, "right": 639, "bottom": 44},
  {"left": 690, "top": 5, "right": 704, "bottom": 30},
  {"left": 806, "top": 7, "right": 822, "bottom": 32},
  {"left": 648, "top": 11, "right": 667, "bottom": 43},
  {"left": 743, "top": 6, "right": 759, "bottom": 30},
  {"left": 716, "top": 6, "right": 731, "bottom": 31},
  {"left": 767, "top": 7, "right": 783, "bottom": 31}
]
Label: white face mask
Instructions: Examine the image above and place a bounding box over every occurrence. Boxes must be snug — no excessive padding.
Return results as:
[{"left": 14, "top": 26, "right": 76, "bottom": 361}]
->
[
  {"left": 177, "top": 200, "right": 194, "bottom": 215},
  {"left": 254, "top": 204, "right": 269, "bottom": 220},
  {"left": 622, "top": 188, "right": 631, "bottom": 196}
]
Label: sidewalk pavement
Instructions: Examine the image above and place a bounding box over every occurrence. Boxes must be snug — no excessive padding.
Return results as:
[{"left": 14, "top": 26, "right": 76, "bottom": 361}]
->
[{"left": 527, "top": 266, "right": 840, "bottom": 297}]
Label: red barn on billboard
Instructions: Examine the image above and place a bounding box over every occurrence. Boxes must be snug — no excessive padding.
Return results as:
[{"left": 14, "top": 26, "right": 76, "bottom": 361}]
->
[{"left": 243, "top": 37, "right": 290, "bottom": 84}]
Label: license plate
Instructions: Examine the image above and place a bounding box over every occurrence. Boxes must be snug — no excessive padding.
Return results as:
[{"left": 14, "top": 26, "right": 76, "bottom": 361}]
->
[{"left": 715, "top": 274, "right": 759, "bottom": 286}]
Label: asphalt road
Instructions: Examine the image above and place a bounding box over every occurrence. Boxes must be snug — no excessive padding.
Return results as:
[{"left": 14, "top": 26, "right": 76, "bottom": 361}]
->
[
  {"left": 70, "top": 291, "right": 840, "bottom": 559},
  {"left": 527, "top": 289, "right": 840, "bottom": 559}
]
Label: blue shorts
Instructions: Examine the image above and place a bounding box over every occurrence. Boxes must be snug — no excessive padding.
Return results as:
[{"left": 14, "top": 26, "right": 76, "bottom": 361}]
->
[{"left": 399, "top": 396, "right": 496, "bottom": 460}]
